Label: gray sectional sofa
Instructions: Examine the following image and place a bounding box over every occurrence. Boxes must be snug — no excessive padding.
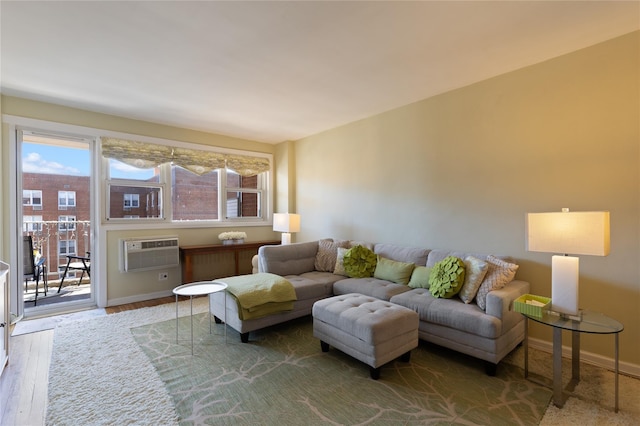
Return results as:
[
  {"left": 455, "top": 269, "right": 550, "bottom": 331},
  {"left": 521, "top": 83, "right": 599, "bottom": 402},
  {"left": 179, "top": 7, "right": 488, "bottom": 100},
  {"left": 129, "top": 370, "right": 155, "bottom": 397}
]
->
[{"left": 210, "top": 239, "right": 529, "bottom": 374}]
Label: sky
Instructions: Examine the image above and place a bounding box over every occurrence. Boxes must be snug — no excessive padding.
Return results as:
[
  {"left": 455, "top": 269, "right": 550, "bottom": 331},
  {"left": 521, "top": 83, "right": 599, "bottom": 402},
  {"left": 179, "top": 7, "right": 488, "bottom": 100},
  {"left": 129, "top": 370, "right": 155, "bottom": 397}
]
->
[{"left": 22, "top": 142, "right": 155, "bottom": 179}]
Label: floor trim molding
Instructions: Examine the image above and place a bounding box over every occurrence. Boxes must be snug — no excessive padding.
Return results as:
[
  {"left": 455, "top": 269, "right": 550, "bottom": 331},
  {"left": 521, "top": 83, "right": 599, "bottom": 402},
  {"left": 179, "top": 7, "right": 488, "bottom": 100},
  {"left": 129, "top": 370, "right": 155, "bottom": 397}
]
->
[{"left": 528, "top": 336, "right": 639, "bottom": 378}]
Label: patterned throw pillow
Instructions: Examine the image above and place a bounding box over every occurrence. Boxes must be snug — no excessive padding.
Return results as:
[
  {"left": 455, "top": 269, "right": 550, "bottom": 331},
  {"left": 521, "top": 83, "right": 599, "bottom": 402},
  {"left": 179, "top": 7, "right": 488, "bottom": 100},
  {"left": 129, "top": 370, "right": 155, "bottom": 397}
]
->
[
  {"left": 475, "top": 255, "right": 519, "bottom": 310},
  {"left": 428, "top": 256, "right": 466, "bottom": 299},
  {"left": 343, "top": 245, "right": 378, "bottom": 278},
  {"left": 315, "top": 239, "right": 348, "bottom": 272},
  {"left": 458, "top": 256, "right": 489, "bottom": 304},
  {"left": 333, "top": 247, "right": 349, "bottom": 276}
]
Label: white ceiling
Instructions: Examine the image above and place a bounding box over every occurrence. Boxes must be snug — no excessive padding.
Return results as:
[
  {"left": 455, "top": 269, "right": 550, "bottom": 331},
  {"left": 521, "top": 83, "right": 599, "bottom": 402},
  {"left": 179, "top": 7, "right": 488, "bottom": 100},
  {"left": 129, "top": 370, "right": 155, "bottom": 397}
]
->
[{"left": 1, "top": 1, "right": 638, "bottom": 144}]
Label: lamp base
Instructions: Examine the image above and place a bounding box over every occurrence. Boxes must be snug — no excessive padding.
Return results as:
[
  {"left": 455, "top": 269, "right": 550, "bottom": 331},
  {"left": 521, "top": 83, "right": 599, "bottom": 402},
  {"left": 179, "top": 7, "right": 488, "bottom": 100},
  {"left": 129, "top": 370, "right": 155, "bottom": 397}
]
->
[
  {"left": 281, "top": 233, "right": 292, "bottom": 245},
  {"left": 551, "top": 255, "right": 580, "bottom": 317},
  {"left": 548, "top": 309, "right": 583, "bottom": 322}
]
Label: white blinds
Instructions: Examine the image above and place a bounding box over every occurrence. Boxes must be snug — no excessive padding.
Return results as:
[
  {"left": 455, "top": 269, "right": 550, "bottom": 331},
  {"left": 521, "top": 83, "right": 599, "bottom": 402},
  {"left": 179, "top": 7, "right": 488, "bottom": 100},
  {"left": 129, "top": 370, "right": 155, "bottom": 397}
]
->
[{"left": 101, "top": 137, "right": 270, "bottom": 176}]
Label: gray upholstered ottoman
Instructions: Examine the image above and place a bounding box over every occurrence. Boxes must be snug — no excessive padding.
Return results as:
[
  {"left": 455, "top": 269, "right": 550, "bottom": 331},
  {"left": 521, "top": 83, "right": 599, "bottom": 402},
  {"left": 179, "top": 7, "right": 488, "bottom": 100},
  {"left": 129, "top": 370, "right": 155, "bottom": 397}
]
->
[{"left": 312, "top": 293, "right": 419, "bottom": 379}]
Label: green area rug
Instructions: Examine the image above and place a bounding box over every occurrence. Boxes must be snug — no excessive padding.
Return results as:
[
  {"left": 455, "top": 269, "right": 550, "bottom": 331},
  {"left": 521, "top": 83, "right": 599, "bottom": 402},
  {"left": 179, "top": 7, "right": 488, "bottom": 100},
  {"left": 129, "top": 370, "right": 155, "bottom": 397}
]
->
[{"left": 131, "top": 314, "right": 551, "bottom": 425}]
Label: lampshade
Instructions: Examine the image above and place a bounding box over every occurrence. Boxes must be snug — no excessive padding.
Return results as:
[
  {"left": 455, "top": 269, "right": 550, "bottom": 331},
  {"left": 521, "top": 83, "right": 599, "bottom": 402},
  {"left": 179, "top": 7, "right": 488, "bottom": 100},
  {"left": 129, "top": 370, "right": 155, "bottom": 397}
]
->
[
  {"left": 273, "top": 213, "right": 300, "bottom": 233},
  {"left": 526, "top": 210, "right": 610, "bottom": 256}
]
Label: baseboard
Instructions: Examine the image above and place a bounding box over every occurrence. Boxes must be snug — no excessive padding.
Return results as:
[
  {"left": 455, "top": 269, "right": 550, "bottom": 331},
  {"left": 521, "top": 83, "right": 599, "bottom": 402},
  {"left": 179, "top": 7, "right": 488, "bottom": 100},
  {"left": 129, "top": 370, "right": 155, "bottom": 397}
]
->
[
  {"left": 107, "top": 289, "right": 174, "bottom": 307},
  {"left": 528, "top": 337, "right": 640, "bottom": 379}
]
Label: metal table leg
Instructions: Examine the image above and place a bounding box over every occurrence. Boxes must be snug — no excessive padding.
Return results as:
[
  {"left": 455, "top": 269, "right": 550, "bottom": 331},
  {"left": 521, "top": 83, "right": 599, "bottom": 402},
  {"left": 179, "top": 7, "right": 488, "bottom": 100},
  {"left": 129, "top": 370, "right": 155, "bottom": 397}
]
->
[
  {"left": 615, "top": 333, "right": 619, "bottom": 413},
  {"left": 553, "top": 327, "right": 564, "bottom": 407},
  {"left": 524, "top": 317, "right": 529, "bottom": 378},
  {"left": 190, "top": 295, "right": 194, "bottom": 355}
]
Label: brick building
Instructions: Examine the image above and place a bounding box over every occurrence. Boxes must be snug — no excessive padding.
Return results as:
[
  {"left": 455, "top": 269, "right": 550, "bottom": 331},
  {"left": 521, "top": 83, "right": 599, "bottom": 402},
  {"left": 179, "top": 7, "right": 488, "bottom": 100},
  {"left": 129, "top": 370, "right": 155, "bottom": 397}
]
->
[{"left": 23, "top": 168, "right": 259, "bottom": 278}]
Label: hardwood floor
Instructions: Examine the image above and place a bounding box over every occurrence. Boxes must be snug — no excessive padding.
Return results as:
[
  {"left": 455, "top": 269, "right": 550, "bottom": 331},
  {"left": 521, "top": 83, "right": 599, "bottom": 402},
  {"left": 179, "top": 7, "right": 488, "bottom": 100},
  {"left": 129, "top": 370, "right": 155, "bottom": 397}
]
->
[{"left": 0, "top": 298, "right": 174, "bottom": 426}]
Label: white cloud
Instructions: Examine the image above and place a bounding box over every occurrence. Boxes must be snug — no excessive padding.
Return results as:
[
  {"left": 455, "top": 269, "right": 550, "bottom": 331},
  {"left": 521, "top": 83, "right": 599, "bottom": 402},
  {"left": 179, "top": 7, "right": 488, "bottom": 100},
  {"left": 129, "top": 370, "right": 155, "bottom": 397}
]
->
[{"left": 22, "top": 152, "right": 82, "bottom": 175}]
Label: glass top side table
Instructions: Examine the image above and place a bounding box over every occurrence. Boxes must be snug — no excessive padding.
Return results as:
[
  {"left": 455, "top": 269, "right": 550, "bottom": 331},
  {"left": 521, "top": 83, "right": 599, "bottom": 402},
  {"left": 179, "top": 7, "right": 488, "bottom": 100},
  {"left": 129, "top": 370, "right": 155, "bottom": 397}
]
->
[{"left": 522, "top": 309, "right": 623, "bottom": 412}]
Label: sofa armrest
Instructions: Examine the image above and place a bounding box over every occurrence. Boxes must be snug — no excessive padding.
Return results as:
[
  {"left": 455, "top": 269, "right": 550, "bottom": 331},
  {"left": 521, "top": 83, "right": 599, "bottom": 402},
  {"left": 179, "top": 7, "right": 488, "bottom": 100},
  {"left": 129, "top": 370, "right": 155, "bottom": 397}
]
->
[
  {"left": 485, "top": 280, "right": 530, "bottom": 320},
  {"left": 258, "top": 241, "right": 319, "bottom": 276}
]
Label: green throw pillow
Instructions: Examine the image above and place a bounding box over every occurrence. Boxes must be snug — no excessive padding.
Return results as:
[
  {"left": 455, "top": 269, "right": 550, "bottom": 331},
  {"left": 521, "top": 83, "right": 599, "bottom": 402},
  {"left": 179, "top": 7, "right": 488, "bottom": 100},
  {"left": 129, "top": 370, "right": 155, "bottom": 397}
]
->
[
  {"left": 343, "top": 245, "right": 377, "bottom": 278},
  {"left": 429, "top": 256, "right": 466, "bottom": 298},
  {"left": 374, "top": 256, "right": 415, "bottom": 285},
  {"left": 408, "top": 266, "right": 432, "bottom": 289}
]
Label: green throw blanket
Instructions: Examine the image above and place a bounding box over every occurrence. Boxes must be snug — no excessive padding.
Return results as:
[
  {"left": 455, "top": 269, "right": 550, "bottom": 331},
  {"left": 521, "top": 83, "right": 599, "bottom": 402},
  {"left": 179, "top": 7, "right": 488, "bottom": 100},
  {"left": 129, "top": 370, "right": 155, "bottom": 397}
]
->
[{"left": 221, "top": 273, "right": 297, "bottom": 320}]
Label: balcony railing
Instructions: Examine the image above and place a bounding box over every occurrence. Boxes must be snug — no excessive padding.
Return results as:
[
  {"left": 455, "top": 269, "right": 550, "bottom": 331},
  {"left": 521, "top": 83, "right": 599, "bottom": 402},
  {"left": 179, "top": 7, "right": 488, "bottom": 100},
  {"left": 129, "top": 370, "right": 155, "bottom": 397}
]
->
[{"left": 23, "top": 220, "right": 91, "bottom": 285}]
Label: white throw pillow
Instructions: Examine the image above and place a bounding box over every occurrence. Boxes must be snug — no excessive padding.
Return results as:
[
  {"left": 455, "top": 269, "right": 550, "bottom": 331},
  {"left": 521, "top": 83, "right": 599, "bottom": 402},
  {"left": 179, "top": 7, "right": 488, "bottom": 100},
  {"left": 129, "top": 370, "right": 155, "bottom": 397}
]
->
[
  {"left": 459, "top": 256, "right": 489, "bottom": 304},
  {"left": 333, "top": 247, "right": 349, "bottom": 276}
]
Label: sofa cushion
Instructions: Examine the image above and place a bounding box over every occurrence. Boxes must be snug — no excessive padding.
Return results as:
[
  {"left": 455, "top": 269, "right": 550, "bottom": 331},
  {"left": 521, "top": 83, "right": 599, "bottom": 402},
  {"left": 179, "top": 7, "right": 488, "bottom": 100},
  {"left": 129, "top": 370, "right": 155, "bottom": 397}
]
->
[
  {"left": 459, "top": 256, "right": 489, "bottom": 304},
  {"left": 284, "top": 275, "right": 335, "bottom": 300},
  {"left": 374, "top": 256, "right": 415, "bottom": 285},
  {"left": 476, "top": 255, "right": 519, "bottom": 311},
  {"left": 333, "top": 277, "right": 412, "bottom": 301},
  {"left": 343, "top": 245, "right": 378, "bottom": 278},
  {"left": 408, "top": 266, "right": 432, "bottom": 289},
  {"left": 259, "top": 241, "right": 318, "bottom": 276},
  {"left": 315, "top": 239, "right": 349, "bottom": 272},
  {"left": 390, "top": 288, "right": 502, "bottom": 339},
  {"left": 374, "top": 243, "right": 430, "bottom": 266}
]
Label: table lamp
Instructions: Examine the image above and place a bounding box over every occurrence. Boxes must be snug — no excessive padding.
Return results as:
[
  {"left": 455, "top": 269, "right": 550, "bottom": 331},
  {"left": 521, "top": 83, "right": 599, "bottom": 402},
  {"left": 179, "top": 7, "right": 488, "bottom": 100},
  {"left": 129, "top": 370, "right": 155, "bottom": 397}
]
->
[
  {"left": 526, "top": 208, "right": 610, "bottom": 320},
  {"left": 273, "top": 213, "right": 300, "bottom": 245}
]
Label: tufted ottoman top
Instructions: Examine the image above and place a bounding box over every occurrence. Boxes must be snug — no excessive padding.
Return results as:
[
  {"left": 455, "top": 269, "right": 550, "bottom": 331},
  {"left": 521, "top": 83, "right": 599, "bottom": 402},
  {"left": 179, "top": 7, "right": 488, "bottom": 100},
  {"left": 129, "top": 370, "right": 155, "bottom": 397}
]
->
[{"left": 312, "top": 293, "right": 418, "bottom": 345}]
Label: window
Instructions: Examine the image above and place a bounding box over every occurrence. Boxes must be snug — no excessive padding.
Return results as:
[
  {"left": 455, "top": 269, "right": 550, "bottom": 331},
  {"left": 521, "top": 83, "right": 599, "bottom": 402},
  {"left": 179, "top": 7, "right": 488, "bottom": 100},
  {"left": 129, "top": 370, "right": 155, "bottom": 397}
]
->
[
  {"left": 58, "top": 191, "right": 76, "bottom": 208},
  {"left": 23, "top": 190, "right": 42, "bottom": 207},
  {"left": 123, "top": 194, "right": 140, "bottom": 208},
  {"left": 225, "top": 171, "right": 261, "bottom": 219},
  {"left": 59, "top": 239, "right": 76, "bottom": 256},
  {"left": 23, "top": 215, "right": 43, "bottom": 232},
  {"left": 102, "top": 137, "right": 271, "bottom": 224},
  {"left": 58, "top": 215, "right": 77, "bottom": 231}
]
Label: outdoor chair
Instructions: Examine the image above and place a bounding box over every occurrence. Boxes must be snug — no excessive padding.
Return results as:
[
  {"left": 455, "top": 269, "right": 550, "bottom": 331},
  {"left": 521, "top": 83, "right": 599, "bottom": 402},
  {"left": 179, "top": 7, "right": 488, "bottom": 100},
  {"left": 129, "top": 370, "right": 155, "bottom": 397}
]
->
[
  {"left": 23, "top": 235, "right": 48, "bottom": 305},
  {"left": 57, "top": 252, "right": 90, "bottom": 293}
]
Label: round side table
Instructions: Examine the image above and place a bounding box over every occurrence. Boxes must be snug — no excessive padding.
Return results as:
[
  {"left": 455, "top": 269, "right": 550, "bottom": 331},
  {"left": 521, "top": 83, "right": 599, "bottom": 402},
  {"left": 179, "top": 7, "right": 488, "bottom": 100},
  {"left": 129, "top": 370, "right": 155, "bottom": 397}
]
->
[
  {"left": 522, "top": 309, "right": 623, "bottom": 412},
  {"left": 173, "top": 281, "right": 227, "bottom": 355}
]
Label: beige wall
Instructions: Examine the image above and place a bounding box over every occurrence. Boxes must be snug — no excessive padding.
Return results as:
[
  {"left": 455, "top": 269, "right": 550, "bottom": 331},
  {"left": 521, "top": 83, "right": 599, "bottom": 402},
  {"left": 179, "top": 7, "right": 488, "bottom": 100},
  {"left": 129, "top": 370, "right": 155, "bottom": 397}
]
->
[
  {"left": 0, "top": 97, "right": 279, "bottom": 304},
  {"left": 293, "top": 32, "right": 639, "bottom": 367}
]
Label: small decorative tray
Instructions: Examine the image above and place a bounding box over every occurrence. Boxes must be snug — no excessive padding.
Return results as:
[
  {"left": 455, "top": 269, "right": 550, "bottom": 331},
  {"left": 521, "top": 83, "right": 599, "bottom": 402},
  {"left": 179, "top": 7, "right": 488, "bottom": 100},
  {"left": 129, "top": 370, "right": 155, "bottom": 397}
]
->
[{"left": 514, "top": 294, "right": 551, "bottom": 317}]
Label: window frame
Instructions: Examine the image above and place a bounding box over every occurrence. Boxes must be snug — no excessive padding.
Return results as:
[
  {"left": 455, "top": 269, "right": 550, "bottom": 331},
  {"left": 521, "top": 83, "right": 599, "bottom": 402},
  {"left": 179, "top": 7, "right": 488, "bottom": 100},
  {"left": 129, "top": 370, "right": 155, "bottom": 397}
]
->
[
  {"left": 106, "top": 181, "right": 165, "bottom": 221},
  {"left": 59, "top": 239, "right": 77, "bottom": 256},
  {"left": 23, "top": 215, "right": 43, "bottom": 232},
  {"left": 23, "top": 189, "right": 43, "bottom": 207},
  {"left": 58, "top": 215, "right": 77, "bottom": 231},
  {"left": 58, "top": 190, "right": 76, "bottom": 208},
  {"left": 123, "top": 193, "right": 140, "bottom": 209},
  {"left": 222, "top": 171, "right": 265, "bottom": 220}
]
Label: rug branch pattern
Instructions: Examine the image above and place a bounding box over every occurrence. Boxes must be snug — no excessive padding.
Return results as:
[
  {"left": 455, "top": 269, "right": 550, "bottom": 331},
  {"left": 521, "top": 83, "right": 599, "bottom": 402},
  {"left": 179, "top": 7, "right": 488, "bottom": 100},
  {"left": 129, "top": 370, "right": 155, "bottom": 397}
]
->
[{"left": 131, "top": 313, "right": 551, "bottom": 425}]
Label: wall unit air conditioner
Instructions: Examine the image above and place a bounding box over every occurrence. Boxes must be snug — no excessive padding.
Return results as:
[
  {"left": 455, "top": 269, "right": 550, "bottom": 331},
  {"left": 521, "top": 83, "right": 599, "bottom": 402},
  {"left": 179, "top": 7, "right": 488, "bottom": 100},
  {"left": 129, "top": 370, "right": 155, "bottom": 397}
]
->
[{"left": 120, "top": 236, "right": 179, "bottom": 272}]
